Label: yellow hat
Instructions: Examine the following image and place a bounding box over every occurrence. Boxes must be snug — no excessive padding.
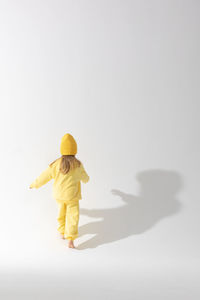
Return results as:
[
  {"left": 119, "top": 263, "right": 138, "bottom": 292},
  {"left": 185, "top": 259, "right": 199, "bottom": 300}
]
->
[{"left": 60, "top": 133, "right": 77, "bottom": 155}]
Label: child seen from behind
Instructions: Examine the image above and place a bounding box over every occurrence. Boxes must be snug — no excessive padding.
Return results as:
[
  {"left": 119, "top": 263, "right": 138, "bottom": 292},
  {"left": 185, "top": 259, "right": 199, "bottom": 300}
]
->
[{"left": 29, "top": 133, "right": 90, "bottom": 249}]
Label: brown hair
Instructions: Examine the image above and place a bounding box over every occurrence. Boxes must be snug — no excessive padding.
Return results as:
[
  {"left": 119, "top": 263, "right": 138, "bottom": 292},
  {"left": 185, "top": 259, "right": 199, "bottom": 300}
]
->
[{"left": 59, "top": 155, "right": 81, "bottom": 175}]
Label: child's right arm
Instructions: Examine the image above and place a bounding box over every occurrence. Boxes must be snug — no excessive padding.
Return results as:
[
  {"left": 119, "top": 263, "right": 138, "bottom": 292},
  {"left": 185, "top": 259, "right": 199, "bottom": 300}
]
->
[{"left": 80, "top": 163, "right": 90, "bottom": 183}]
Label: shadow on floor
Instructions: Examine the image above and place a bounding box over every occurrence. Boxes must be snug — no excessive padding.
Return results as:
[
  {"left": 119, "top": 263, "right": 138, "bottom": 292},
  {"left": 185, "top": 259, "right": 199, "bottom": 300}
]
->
[{"left": 77, "top": 169, "right": 183, "bottom": 250}]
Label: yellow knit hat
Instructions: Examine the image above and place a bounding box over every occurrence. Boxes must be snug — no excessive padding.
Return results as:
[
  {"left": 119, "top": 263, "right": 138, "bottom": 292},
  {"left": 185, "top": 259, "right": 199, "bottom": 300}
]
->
[{"left": 60, "top": 133, "right": 77, "bottom": 155}]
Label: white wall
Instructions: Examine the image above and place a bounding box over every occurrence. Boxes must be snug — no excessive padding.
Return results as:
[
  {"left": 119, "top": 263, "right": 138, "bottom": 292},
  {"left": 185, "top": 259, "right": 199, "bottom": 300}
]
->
[{"left": 0, "top": 0, "right": 199, "bottom": 298}]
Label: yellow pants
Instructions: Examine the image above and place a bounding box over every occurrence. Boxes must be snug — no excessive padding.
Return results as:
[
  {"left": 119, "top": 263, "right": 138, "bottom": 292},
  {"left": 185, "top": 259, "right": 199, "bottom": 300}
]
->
[{"left": 56, "top": 199, "right": 79, "bottom": 240}]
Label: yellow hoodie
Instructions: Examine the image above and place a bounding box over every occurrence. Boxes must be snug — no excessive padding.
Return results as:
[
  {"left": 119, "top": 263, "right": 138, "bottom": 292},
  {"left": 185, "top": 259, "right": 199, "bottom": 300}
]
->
[{"left": 30, "top": 157, "right": 89, "bottom": 201}]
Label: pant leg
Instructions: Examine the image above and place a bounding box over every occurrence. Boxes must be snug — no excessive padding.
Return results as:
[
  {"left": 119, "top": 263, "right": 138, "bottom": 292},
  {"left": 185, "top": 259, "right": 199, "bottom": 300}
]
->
[
  {"left": 64, "top": 200, "right": 79, "bottom": 240},
  {"left": 57, "top": 201, "right": 66, "bottom": 235}
]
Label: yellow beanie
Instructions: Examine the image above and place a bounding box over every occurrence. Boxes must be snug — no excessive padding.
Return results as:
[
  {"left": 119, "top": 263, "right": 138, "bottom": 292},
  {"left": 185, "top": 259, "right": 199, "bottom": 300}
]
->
[{"left": 60, "top": 133, "right": 77, "bottom": 155}]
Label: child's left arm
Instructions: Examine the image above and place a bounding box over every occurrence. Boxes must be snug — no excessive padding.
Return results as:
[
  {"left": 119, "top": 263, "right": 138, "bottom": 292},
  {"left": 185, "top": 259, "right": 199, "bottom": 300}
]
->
[{"left": 29, "top": 166, "right": 53, "bottom": 189}]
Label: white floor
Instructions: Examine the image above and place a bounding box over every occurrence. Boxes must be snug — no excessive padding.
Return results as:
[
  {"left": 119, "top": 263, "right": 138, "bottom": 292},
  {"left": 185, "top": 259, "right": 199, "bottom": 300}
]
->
[
  {"left": 1, "top": 242, "right": 199, "bottom": 300},
  {"left": 1, "top": 192, "right": 200, "bottom": 300}
]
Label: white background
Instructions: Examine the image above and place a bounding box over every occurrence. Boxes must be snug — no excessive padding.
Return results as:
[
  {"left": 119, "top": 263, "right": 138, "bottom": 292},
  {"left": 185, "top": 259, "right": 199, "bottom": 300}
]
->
[{"left": 0, "top": 0, "right": 199, "bottom": 299}]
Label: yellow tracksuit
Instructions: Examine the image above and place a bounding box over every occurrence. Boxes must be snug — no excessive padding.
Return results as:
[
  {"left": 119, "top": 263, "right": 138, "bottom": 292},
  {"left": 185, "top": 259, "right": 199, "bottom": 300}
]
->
[{"left": 30, "top": 157, "right": 89, "bottom": 240}]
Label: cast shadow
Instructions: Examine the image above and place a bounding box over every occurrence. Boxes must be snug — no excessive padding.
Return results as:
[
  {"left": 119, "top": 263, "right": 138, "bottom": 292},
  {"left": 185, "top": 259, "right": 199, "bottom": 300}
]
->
[{"left": 77, "top": 169, "right": 183, "bottom": 250}]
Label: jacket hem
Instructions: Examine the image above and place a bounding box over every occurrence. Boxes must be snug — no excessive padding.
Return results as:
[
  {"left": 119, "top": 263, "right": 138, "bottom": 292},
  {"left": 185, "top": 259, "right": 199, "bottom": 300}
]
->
[{"left": 55, "top": 197, "right": 81, "bottom": 203}]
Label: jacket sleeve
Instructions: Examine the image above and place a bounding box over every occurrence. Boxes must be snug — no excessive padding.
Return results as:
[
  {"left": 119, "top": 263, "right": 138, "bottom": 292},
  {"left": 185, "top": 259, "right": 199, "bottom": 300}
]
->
[
  {"left": 30, "top": 166, "right": 53, "bottom": 189},
  {"left": 80, "top": 164, "right": 90, "bottom": 183}
]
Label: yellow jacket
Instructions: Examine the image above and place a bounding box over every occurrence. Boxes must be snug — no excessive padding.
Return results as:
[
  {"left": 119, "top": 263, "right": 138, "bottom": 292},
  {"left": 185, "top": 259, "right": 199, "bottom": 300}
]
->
[{"left": 30, "top": 157, "right": 89, "bottom": 201}]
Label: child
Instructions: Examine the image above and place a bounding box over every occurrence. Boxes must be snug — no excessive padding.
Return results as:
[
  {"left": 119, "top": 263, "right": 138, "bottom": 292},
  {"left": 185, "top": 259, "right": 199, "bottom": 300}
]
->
[{"left": 29, "top": 133, "right": 90, "bottom": 249}]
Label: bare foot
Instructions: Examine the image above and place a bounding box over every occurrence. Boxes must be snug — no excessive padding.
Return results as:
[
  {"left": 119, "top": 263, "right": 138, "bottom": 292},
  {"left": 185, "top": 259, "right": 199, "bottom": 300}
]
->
[{"left": 68, "top": 240, "right": 75, "bottom": 248}]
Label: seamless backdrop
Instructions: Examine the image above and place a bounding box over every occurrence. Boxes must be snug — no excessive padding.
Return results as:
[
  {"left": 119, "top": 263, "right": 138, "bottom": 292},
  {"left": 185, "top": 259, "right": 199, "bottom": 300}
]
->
[{"left": 0, "top": 0, "right": 199, "bottom": 299}]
